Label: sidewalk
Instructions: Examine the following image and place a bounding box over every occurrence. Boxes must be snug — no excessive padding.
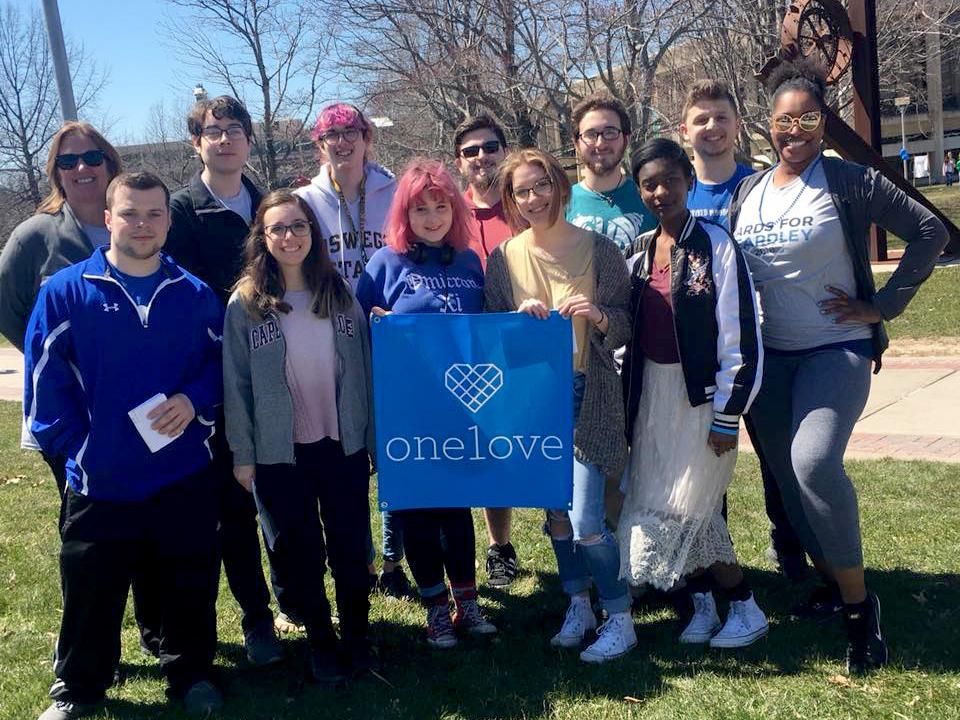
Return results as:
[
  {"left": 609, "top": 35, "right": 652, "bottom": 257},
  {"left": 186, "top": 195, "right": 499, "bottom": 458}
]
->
[{"left": 1, "top": 347, "right": 958, "bottom": 463}]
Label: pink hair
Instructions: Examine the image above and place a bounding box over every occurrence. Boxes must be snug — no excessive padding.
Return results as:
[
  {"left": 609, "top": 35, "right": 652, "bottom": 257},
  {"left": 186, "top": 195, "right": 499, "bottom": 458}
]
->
[
  {"left": 384, "top": 158, "right": 475, "bottom": 254},
  {"left": 311, "top": 102, "right": 372, "bottom": 142}
]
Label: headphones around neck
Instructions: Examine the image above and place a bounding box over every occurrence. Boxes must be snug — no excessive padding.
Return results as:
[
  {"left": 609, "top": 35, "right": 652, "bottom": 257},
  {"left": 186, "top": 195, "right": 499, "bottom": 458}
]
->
[{"left": 407, "top": 242, "right": 455, "bottom": 266}]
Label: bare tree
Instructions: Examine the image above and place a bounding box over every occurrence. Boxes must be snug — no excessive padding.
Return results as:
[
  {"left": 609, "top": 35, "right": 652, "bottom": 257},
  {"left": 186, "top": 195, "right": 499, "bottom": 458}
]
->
[
  {"left": 163, "top": 0, "right": 333, "bottom": 188},
  {"left": 333, "top": 0, "right": 712, "bottom": 165},
  {"left": 0, "top": 2, "right": 107, "bottom": 208}
]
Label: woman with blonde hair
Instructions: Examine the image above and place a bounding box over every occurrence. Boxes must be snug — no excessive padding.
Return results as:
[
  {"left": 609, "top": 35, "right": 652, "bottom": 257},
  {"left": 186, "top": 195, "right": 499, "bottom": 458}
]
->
[
  {"left": 484, "top": 148, "right": 635, "bottom": 663},
  {"left": 0, "top": 121, "right": 121, "bottom": 495}
]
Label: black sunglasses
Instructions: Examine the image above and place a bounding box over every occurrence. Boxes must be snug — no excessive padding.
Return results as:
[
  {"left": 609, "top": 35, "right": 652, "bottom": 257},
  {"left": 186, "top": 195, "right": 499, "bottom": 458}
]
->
[
  {"left": 55, "top": 149, "right": 107, "bottom": 170},
  {"left": 460, "top": 140, "right": 502, "bottom": 158}
]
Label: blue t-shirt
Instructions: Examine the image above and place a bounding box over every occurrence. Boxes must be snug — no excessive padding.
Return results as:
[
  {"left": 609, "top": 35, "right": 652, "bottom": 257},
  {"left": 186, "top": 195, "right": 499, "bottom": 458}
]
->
[
  {"left": 566, "top": 177, "right": 656, "bottom": 253},
  {"left": 110, "top": 265, "right": 164, "bottom": 310},
  {"left": 687, "top": 163, "right": 754, "bottom": 230},
  {"left": 356, "top": 244, "right": 484, "bottom": 316}
]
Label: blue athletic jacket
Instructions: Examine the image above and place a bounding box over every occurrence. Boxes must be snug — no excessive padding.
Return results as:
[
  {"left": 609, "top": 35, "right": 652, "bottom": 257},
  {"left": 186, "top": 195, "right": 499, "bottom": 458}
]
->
[{"left": 23, "top": 247, "right": 224, "bottom": 502}]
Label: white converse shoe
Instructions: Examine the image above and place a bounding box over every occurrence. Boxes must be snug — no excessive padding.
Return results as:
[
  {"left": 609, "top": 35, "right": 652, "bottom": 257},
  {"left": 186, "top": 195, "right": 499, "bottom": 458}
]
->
[
  {"left": 550, "top": 595, "right": 597, "bottom": 648},
  {"left": 579, "top": 611, "right": 637, "bottom": 663},
  {"left": 709, "top": 593, "right": 769, "bottom": 648},
  {"left": 680, "top": 591, "right": 722, "bottom": 644}
]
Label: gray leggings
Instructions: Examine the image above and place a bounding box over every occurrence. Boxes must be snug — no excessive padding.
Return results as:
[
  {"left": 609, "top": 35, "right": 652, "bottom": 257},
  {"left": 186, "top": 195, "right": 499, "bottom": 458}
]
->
[{"left": 747, "top": 348, "right": 871, "bottom": 569}]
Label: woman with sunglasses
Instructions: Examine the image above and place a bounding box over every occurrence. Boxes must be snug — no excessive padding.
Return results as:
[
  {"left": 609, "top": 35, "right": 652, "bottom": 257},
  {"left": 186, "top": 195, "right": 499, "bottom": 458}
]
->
[
  {"left": 223, "top": 190, "right": 376, "bottom": 683},
  {"left": 295, "top": 103, "right": 413, "bottom": 600},
  {"left": 484, "top": 149, "right": 635, "bottom": 663},
  {"left": 0, "top": 121, "right": 121, "bottom": 497},
  {"left": 729, "top": 59, "right": 948, "bottom": 675}
]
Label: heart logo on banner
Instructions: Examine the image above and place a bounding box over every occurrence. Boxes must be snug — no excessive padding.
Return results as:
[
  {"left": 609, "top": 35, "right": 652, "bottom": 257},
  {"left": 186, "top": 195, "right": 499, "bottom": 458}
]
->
[{"left": 444, "top": 363, "right": 504, "bottom": 413}]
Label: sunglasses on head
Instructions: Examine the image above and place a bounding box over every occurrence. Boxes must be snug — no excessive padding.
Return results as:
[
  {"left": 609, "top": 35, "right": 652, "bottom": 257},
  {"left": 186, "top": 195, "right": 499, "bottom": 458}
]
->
[
  {"left": 460, "top": 140, "right": 502, "bottom": 158},
  {"left": 55, "top": 149, "right": 107, "bottom": 170}
]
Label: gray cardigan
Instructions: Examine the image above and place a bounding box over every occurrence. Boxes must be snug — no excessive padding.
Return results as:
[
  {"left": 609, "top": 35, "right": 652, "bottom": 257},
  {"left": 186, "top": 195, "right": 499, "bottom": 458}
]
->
[
  {"left": 223, "top": 289, "right": 375, "bottom": 466},
  {"left": 484, "top": 231, "right": 632, "bottom": 481},
  {"left": 729, "top": 156, "right": 948, "bottom": 368},
  {"left": 0, "top": 203, "right": 95, "bottom": 351}
]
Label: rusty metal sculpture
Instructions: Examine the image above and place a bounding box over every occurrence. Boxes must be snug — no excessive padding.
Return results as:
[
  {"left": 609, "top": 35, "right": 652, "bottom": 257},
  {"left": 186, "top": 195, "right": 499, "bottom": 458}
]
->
[{"left": 759, "top": 0, "right": 959, "bottom": 258}]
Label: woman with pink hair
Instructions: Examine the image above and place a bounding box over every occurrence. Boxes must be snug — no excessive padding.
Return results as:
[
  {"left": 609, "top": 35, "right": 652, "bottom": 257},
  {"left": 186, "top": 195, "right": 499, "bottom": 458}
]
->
[{"left": 357, "top": 158, "right": 498, "bottom": 649}]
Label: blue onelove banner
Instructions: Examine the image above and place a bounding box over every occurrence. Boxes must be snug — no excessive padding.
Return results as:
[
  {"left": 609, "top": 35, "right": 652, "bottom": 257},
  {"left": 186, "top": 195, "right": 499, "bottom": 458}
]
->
[{"left": 371, "top": 312, "right": 574, "bottom": 511}]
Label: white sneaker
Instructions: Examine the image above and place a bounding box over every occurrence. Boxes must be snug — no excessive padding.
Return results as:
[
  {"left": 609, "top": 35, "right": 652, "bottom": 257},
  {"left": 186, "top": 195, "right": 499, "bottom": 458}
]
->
[
  {"left": 579, "top": 611, "right": 637, "bottom": 663},
  {"left": 709, "top": 593, "right": 769, "bottom": 648},
  {"left": 550, "top": 596, "right": 597, "bottom": 648},
  {"left": 680, "top": 591, "right": 722, "bottom": 644}
]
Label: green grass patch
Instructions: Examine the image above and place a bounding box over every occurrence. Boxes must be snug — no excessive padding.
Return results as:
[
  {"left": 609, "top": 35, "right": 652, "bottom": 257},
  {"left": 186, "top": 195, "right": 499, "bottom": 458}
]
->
[
  {"left": 881, "top": 266, "right": 960, "bottom": 340},
  {"left": 888, "top": 185, "right": 960, "bottom": 250},
  {"left": 0, "top": 399, "right": 958, "bottom": 719}
]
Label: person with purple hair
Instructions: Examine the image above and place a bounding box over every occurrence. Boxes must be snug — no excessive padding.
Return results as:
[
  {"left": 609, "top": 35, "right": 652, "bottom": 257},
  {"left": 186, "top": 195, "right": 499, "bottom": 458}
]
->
[{"left": 356, "top": 158, "right": 498, "bottom": 650}]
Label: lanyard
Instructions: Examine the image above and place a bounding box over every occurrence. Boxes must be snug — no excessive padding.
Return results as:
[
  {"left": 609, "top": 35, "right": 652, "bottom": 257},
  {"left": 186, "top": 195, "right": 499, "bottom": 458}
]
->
[{"left": 333, "top": 173, "right": 369, "bottom": 268}]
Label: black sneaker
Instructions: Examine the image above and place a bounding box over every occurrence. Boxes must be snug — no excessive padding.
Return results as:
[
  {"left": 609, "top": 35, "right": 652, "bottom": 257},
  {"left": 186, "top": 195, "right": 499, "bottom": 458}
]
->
[
  {"left": 845, "top": 593, "right": 888, "bottom": 676},
  {"left": 486, "top": 543, "right": 518, "bottom": 587},
  {"left": 344, "top": 639, "right": 380, "bottom": 678},
  {"left": 308, "top": 646, "right": 347, "bottom": 685},
  {"left": 378, "top": 567, "right": 415, "bottom": 600},
  {"left": 790, "top": 584, "right": 844, "bottom": 623}
]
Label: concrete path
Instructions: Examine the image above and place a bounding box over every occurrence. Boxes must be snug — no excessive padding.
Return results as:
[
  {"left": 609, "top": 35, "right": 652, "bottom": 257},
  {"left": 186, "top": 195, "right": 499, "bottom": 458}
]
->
[{"left": 2, "top": 347, "right": 958, "bottom": 463}]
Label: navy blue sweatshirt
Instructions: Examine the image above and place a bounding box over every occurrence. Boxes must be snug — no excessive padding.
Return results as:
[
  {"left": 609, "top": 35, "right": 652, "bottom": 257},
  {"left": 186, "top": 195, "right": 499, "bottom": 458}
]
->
[{"left": 356, "top": 244, "right": 484, "bottom": 316}]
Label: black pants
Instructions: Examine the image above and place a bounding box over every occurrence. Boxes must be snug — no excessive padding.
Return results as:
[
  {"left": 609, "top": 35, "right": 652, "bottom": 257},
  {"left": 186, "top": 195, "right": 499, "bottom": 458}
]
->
[
  {"left": 51, "top": 469, "right": 219, "bottom": 704},
  {"left": 400, "top": 508, "right": 476, "bottom": 599},
  {"left": 135, "top": 423, "right": 273, "bottom": 642},
  {"left": 743, "top": 413, "right": 807, "bottom": 564},
  {"left": 254, "top": 439, "right": 370, "bottom": 647}
]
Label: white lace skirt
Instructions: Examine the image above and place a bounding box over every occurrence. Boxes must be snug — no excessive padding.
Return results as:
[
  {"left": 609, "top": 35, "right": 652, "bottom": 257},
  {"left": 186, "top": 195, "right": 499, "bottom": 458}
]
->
[{"left": 617, "top": 361, "right": 738, "bottom": 590}]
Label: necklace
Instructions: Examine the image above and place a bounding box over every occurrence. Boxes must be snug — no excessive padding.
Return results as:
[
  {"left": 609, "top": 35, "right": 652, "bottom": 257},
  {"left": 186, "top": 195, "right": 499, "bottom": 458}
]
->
[
  {"left": 332, "top": 171, "right": 369, "bottom": 268},
  {"left": 757, "top": 154, "right": 822, "bottom": 227},
  {"left": 583, "top": 173, "right": 624, "bottom": 207}
]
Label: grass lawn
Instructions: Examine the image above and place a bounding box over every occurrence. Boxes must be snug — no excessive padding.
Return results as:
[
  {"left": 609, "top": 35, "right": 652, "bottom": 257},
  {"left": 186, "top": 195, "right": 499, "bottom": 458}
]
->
[
  {"left": 1, "top": 401, "right": 958, "bottom": 720},
  {"left": 882, "top": 266, "right": 960, "bottom": 341},
  {"left": 888, "top": 185, "right": 960, "bottom": 250}
]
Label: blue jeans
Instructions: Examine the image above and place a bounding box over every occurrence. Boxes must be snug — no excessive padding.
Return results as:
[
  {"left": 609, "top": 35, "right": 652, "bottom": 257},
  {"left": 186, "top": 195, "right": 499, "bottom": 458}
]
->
[
  {"left": 548, "top": 373, "right": 630, "bottom": 614},
  {"left": 365, "top": 510, "right": 405, "bottom": 567}
]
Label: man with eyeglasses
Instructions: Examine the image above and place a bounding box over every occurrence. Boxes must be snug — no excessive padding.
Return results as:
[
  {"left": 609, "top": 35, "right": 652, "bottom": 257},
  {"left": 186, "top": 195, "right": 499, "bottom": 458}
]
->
[
  {"left": 451, "top": 114, "right": 523, "bottom": 587},
  {"left": 567, "top": 94, "right": 655, "bottom": 253},
  {"left": 161, "top": 96, "right": 285, "bottom": 668},
  {"left": 453, "top": 114, "right": 512, "bottom": 270}
]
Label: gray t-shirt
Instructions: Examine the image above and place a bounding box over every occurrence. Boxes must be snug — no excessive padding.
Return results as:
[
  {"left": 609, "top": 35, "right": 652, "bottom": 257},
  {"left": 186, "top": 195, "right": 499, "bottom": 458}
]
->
[
  {"left": 205, "top": 180, "right": 253, "bottom": 223},
  {"left": 80, "top": 222, "right": 110, "bottom": 248},
  {"left": 732, "top": 157, "right": 871, "bottom": 351}
]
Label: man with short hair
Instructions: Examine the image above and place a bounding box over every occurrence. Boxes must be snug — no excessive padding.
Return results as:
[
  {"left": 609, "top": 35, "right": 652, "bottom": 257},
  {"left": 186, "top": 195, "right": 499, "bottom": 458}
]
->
[
  {"left": 680, "top": 79, "right": 755, "bottom": 228},
  {"left": 680, "top": 80, "right": 809, "bottom": 583},
  {"left": 162, "top": 96, "right": 285, "bottom": 663},
  {"left": 453, "top": 113, "right": 519, "bottom": 587},
  {"left": 567, "top": 94, "right": 656, "bottom": 251},
  {"left": 27, "top": 172, "right": 224, "bottom": 720}
]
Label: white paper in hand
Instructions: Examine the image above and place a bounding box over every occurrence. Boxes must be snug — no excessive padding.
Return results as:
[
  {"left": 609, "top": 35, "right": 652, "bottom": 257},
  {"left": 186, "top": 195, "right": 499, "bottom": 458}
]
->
[{"left": 128, "top": 393, "right": 182, "bottom": 453}]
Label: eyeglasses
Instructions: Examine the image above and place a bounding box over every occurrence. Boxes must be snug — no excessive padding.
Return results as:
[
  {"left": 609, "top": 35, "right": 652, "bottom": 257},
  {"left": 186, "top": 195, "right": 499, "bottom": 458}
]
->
[
  {"left": 513, "top": 178, "right": 553, "bottom": 200},
  {"left": 54, "top": 149, "right": 106, "bottom": 170},
  {"left": 320, "top": 128, "right": 362, "bottom": 144},
  {"left": 772, "top": 111, "right": 822, "bottom": 132},
  {"left": 577, "top": 126, "right": 623, "bottom": 144},
  {"left": 265, "top": 220, "right": 311, "bottom": 240},
  {"left": 200, "top": 125, "right": 247, "bottom": 141},
  {"left": 460, "top": 140, "right": 502, "bottom": 158}
]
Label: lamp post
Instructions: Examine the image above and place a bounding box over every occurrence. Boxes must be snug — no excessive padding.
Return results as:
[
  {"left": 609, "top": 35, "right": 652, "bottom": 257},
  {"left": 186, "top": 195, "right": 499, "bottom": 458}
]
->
[{"left": 894, "top": 95, "right": 911, "bottom": 179}]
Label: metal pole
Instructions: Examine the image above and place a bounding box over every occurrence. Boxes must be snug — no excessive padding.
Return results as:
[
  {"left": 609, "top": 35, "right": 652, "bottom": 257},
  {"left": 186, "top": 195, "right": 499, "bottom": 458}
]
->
[
  {"left": 40, "top": 0, "right": 77, "bottom": 121},
  {"left": 900, "top": 106, "right": 908, "bottom": 178}
]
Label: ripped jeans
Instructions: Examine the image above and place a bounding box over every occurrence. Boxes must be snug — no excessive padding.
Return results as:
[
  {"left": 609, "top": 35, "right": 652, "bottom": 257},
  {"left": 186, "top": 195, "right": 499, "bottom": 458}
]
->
[{"left": 547, "top": 372, "right": 630, "bottom": 614}]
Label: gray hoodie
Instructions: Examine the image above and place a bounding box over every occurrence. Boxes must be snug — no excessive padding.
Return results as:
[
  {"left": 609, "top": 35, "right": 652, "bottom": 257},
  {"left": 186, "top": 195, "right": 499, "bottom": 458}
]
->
[
  {"left": 223, "top": 289, "right": 375, "bottom": 466},
  {"left": 294, "top": 162, "right": 397, "bottom": 291}
]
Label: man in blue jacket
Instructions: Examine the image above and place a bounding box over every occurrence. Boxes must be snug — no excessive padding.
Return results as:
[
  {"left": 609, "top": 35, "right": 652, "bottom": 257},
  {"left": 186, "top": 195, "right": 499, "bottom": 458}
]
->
[{"left": 25, "top": 172, "right": 224, "bottom": 720}]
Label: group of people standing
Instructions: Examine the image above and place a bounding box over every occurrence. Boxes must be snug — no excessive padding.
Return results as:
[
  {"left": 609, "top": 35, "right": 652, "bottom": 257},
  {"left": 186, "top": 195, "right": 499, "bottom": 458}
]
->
[{"left": 1, "top": 57, "right": 948, "bottom": 720}]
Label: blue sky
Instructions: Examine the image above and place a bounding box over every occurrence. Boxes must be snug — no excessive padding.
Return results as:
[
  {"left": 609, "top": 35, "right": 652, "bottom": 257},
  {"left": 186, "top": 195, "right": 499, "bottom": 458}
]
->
[{"left": 12, "top": 0, "right": 339, "bottom": 143}]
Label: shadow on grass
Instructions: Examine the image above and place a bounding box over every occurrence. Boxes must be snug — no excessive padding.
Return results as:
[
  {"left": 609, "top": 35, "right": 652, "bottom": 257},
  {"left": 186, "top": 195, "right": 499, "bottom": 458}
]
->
[{"left": 73, "top": 564, "right": 960, "bottom": 720}]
